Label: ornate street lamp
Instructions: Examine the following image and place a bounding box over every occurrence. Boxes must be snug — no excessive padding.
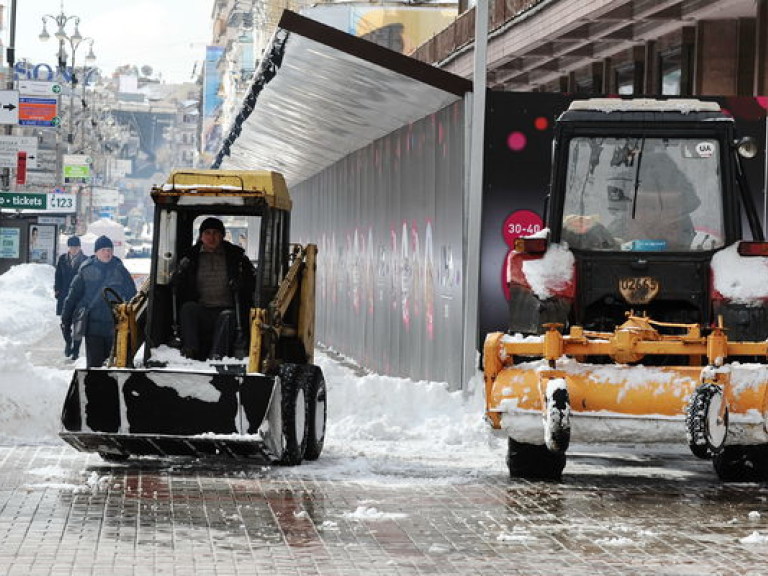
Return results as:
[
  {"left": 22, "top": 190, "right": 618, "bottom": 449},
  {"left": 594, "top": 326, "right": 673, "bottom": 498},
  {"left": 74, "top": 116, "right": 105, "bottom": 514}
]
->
[{"left": 39, "top": 4, "right": 94, "bottom": 145}]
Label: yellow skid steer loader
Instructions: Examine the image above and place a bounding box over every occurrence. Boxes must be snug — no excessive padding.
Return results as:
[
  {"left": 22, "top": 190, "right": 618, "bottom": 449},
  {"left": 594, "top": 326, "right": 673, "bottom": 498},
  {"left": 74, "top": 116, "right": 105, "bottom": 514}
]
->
[{"left": 60, "top": 170, "right": 326, "bottom": 465}]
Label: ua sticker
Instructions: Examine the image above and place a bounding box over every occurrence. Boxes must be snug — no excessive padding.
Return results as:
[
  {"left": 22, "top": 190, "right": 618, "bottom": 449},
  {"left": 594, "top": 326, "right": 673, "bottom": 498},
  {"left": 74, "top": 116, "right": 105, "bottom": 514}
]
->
[{"left": 696, "top": 142, "right": 715, "bottom": 158}]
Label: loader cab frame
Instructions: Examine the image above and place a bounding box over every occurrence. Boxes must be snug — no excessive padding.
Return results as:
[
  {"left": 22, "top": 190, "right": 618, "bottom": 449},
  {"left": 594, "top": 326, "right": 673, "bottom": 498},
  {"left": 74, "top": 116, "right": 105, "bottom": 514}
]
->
[{"left": 141, "top": 171, "right": 292, "bottom": 365}]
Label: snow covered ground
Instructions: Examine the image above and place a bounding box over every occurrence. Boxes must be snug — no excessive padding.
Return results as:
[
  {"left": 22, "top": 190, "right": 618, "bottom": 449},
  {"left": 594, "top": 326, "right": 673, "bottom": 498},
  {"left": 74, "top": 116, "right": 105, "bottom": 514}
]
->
[{"left": 0, "top": 262, "right": 507, "bottom": 482}]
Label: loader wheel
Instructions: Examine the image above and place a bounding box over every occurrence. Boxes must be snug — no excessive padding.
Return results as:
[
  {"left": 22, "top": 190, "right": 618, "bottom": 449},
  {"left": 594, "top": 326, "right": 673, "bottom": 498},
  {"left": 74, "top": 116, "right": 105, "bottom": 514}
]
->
[
  {"left": 686, "top": 384, "right": 728, "bottom": 459},
  {"left": 544, "top": 385, "right": 570, "bottom": 454},
  {"left": 507, "top": 439, "right": 566, "bottom": 481},
  {"left": 713, "top": 445, "right": 768, "bottom": 482},
  {"left": 302, "top": 365, "right": 327, "bottom": 461},
  {"left": 278, "top": 363, "right": 309, "bottom": 466}
]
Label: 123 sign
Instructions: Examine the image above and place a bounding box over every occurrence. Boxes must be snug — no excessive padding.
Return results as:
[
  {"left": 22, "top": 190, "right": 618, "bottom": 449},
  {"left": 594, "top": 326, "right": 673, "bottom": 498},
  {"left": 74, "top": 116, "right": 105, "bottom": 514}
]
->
[{"left": 46, "top": 193, "right": 75, "bottom": 211}]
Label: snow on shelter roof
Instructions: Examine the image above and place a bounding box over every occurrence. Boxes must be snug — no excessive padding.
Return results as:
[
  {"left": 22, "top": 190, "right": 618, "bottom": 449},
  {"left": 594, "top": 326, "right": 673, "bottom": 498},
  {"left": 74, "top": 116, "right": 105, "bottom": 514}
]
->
[
  {"left": 213, "top": 10, "right": 472, "bottom": 188},
  {"left": 568, "top": 98, "right": 722, "bottom": 114},
  {"left": 153, "top": 169, "right": 292, "bottom": 211}
]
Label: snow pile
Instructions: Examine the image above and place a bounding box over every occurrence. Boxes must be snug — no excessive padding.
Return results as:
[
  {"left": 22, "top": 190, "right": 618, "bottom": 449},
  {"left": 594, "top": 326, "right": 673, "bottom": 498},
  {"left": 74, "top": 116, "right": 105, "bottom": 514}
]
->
[
  {"left": 317, "top": 353, "right": 489, "bottom": 447},
  {"left": 711, "top": 243, "right": 768, "bottom": 304},
  {"left": 0, "top": 264, "right": 70, "bottom": 442}
]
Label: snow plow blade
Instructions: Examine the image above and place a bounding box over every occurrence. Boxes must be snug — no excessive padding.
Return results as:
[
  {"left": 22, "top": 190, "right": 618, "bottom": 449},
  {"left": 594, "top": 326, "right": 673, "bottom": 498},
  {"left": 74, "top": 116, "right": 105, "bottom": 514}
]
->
[
  {"left": 60, "top": 368, "right": 282, "bottom": 461},
  {"left": 484, "top": 318, "right": 768, "bottom": 446}
]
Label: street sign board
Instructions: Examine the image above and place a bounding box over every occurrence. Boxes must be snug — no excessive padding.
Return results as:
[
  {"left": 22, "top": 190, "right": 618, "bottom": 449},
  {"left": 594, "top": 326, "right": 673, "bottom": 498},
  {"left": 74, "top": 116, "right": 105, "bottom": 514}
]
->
[
  {"left": 0, "top": 192, "right": 76, "bottom": 212},
  {"left": 25, "top": 170, "right": 57, "bottom": 187},
  {"left": 18, "top": 97, "right": 59, "bottom": 127},
  {"left": 0, "top": 90, "right": 20, "bottom": 125},
  {"left": 64, "top": 154, "right": 91, "bottom": 183},
  {"left": 17, "top": 81, "right": 63, "bottom": 97},
  {"left": 0, "top": 136, "right": 39, "bottom": 169},
  {"left": 92, "top": 187, "right": 119, "bottom": 207}
]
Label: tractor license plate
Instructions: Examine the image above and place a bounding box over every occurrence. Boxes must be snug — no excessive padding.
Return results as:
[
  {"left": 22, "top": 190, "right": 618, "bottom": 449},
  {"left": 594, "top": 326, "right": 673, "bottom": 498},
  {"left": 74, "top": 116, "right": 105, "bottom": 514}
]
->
[{"left": 619, "top": 276, "right": 660, "bottom": 305}]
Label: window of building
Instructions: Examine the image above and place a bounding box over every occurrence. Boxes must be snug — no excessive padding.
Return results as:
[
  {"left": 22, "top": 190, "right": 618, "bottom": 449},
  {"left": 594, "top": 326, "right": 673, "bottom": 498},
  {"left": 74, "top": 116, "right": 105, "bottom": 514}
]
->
[
  {"left": 659, "top": 48, "right": 682, "bottom": 95},
  {"left": 615, "top": 64, "right": 634, "bottom": 95}
]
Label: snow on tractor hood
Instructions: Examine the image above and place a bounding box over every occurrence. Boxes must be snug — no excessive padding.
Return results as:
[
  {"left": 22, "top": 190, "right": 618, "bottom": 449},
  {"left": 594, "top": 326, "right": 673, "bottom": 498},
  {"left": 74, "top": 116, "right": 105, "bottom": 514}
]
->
[
  {"left": 712, "top": 243, "right": 768, "bottom": 305},
  {"left": 521, "top": 242, "right": 575, "bottom": 300}
]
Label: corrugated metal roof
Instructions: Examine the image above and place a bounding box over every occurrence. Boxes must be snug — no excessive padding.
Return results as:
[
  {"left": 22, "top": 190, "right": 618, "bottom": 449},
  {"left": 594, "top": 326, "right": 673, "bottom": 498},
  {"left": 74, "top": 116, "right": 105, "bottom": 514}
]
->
[{"left": 214, "top": 10, "right": 472, "bottom": 187}]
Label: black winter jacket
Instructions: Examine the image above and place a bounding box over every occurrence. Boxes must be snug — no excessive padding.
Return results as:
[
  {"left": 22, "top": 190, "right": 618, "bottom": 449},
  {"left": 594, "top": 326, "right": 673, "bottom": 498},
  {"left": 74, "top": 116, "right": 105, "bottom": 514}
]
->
[
  {"left": 54, "top": 250, "right": 88, "bottom": 315},
  {"left": 175, "top": 240, "right": 257, "bottom": 313}
]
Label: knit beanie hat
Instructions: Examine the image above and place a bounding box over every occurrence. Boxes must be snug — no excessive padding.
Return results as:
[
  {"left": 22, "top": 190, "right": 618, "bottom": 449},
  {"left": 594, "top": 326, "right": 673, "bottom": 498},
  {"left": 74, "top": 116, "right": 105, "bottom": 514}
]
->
[
  {"left": 199, "top": 217, "right": 225, "bottom": 236},
  {"left": 94, "top": 235, "right": 114, "bottom": 252},
  {"left": 67, "top": 236, "right": 81, "bottom": 247}
]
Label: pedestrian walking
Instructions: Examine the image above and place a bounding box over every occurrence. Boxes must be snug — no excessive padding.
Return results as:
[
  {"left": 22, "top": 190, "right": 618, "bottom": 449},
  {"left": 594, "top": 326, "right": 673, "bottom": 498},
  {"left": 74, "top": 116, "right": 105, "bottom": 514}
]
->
[
  {"left": 54, "top": 235, "right": 88, "bottom": 358},
  {"left": 61, "top": 235, "right": 137, "bottom": 368}
]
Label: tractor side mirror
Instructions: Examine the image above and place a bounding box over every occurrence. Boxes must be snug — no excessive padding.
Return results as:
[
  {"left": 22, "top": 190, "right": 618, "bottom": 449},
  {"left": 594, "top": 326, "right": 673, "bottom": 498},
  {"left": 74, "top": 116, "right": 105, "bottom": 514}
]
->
[{"left": 735, "top": 137, "right": 758, "bottom": 159}]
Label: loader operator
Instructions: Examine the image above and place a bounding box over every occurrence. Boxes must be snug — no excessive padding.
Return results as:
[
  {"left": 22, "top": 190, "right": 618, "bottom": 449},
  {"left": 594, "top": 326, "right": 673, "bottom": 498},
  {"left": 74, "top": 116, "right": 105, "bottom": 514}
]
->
[{"left": 174, "top": 217, "right": 256, "bottom": 361}]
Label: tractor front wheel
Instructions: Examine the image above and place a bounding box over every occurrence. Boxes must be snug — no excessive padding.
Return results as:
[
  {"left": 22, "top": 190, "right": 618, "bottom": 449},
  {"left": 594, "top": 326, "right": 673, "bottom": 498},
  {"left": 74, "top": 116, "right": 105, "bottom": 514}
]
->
[
  {"left": 712, "top": 445, "right": 768, "bottom": 482},
  {"left": 686, "top": 383, "right": 728, "bottom": 459},
  {"left": 507, "top": 439, "right": 566, "bottom": 481}
]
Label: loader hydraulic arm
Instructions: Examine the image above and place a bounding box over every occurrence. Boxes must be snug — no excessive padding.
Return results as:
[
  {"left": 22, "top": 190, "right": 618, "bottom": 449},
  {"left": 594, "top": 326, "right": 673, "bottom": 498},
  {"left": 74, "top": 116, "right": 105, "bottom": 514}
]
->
[
  {"left": 248, "top": 244, "right": 317, "bottom": 374},
  {"left": 108, "top": 278, "right": 150, "bottom": 368}
]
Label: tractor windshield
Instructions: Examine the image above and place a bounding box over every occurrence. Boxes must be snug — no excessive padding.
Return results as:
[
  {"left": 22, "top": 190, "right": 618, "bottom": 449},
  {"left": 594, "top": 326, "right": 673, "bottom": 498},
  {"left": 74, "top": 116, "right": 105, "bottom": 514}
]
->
[{"left": 561, "top": 137, "right": 724, "bottom": 251}]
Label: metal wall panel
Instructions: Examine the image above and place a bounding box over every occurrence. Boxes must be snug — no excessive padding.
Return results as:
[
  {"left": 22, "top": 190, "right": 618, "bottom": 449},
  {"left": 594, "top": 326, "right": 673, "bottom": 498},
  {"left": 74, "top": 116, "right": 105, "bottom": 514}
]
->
[{"left": 291, "top": 101, "right": 465, "bottom": 388}]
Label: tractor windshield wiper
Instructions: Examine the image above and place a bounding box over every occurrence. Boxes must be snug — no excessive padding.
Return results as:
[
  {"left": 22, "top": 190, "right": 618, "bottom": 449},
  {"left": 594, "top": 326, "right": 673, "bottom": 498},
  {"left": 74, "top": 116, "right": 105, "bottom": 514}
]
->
[{"left": 630, "top": 138, "right": 646, "bottom": 220}]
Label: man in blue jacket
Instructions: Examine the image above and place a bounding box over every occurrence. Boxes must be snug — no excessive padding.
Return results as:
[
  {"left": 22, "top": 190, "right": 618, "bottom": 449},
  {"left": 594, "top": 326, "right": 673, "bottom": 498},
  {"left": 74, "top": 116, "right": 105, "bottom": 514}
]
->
[
  {"left": 61, "top": 235, "right": 137, "bottom": 367},
  {"left": 54, "top": 235, "right": 88, "bottom": 359}
]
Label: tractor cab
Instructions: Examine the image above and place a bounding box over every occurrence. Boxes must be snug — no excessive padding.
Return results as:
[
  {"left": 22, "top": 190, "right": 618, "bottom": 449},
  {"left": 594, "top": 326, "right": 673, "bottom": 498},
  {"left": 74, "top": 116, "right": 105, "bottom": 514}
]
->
[{"left": 140, "top": 170, "right": 296, "bottom": 369}]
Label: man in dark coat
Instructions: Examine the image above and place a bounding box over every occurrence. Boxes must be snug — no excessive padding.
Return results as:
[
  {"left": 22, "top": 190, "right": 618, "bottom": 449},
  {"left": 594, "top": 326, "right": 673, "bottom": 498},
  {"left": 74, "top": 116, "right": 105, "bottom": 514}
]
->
[
  {"left": 54, "top": 235, "right": 88, "bottom": 358},
  {"left": 61, "top": 235, "right": 137, "bottom": 367},
  {"left": 174, "top": 217, "right": 256, "bottom": 360}
]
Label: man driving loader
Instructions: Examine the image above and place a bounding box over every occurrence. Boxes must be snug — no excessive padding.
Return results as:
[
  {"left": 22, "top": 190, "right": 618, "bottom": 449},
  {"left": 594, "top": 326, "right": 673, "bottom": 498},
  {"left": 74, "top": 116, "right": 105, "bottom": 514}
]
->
[{"left": 173, "top": 217, "right": 257, "bottom": 360}]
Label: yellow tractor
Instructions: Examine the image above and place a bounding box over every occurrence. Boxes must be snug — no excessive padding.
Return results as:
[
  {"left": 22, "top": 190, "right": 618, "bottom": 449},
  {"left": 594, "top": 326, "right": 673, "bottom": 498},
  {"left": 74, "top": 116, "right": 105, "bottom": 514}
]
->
[
  {"left": 485, "top": 98, "right": 768, "bottom": 481},
  {"left": 60, "top": 170, "right": 326, "bottom": 465}
]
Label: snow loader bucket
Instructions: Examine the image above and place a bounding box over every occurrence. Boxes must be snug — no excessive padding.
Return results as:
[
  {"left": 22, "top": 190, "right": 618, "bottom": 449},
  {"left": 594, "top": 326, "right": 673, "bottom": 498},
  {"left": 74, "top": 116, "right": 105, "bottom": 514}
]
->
[{"left": 60, "top": 368, "right": 283, "bottom": 460}]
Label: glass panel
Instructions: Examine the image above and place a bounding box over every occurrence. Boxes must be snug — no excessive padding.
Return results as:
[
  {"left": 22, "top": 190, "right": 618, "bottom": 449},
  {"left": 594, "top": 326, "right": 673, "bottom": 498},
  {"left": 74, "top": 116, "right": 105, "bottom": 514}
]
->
[
  {"left": 660, "top": 49, "right": 682, "bottom": 96},
  {"left": 562, "top": 137, "right": 724, "bottom": 252}
]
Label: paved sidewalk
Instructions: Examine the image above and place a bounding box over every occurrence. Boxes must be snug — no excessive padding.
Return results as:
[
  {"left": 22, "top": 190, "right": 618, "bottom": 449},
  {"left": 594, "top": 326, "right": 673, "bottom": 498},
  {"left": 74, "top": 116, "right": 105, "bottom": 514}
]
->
[{"left": 1, "top": 444, "right": 768, "bottom": 575}]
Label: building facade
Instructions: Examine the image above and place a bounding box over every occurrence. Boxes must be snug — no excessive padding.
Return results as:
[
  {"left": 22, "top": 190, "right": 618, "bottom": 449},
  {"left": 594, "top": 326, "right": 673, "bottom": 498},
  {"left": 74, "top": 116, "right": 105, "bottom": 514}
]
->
[{"left": 411, "top": 0, "right": 768, "bottom": 96}]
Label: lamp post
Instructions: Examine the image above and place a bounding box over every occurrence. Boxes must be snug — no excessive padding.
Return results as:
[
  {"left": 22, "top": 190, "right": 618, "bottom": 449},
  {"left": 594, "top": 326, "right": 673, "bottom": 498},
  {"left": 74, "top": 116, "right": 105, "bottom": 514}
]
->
[
  {"left": 39, "top": 5, "right": 95, "bottom": 145},
  {"left": 39, "top": 4, "right": 96, "bottom": 233}
]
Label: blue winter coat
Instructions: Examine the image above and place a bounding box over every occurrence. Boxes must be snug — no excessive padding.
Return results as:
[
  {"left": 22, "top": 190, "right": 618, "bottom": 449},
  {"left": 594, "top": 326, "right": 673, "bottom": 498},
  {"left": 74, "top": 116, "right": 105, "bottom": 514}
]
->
[
  {"left": 61, "top": 256, "right": 137, "bottom": 338},
  {"left": 54, "top": 251, "right": 88, "bottom": 315}
]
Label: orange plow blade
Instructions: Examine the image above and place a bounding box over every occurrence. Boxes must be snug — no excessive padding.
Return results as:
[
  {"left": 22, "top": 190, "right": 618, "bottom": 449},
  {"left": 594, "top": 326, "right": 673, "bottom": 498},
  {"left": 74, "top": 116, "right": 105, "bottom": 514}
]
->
[{"left": 483, "top": 321, "right": 768, "bottom": 447}]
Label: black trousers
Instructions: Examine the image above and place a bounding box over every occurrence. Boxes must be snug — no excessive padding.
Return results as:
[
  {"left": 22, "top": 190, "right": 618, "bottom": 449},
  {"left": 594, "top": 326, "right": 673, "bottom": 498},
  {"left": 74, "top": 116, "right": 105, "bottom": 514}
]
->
[
  {"left": 85, "top": 334, "right": 113, "bottom": 368},
  {"left": 180, "top": 301, "right": 236, "bottom": 360},
  {"left": 60, "top": 324, "right": 82, "bottom": 359}
]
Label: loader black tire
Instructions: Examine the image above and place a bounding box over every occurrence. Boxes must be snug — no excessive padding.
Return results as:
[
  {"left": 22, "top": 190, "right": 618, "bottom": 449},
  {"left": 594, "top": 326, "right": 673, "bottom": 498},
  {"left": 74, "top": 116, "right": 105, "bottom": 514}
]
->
[
  {"left": 507, "top": 439, "right": 566, "bottom": 481},
  {"left": 302, "top": 365, "right": 327, "bottom": 461},
  {"left": 713, "top": 445, "right": 768, "bottom": 482},
  {"left": 278, "top": 363, "right": 309, "bottom": 466},
  {"left": 686, "top": 384, "right": 728, "bottom": 459}
]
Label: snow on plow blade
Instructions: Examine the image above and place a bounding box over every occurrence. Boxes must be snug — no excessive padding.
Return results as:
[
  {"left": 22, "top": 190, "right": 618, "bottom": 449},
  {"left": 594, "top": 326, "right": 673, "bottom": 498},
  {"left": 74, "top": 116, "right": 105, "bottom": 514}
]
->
[
  {"left": 484, "top": 319, "right": 768, "bottom": 446},
  {"left": 60, "top": 368, "right": 282, "bottom": 460}
]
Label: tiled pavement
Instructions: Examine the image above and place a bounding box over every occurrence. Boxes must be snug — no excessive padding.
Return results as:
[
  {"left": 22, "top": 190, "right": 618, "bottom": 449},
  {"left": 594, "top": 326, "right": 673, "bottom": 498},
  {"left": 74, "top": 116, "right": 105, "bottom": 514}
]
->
[{"left": 1, "top": 444, "right": 767, "bottom": 575}]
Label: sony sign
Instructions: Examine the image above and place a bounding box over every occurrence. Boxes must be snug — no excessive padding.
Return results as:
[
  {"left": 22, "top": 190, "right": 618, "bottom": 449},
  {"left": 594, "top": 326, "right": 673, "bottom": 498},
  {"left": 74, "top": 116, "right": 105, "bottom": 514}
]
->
[{"left": 14, "top": 62, "right": 98, "bottom": 85}]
